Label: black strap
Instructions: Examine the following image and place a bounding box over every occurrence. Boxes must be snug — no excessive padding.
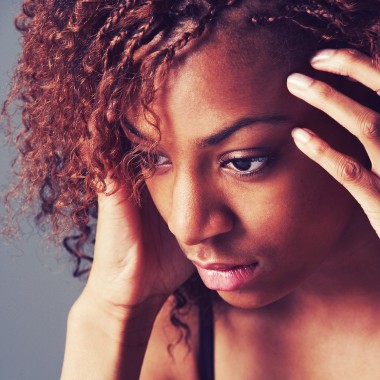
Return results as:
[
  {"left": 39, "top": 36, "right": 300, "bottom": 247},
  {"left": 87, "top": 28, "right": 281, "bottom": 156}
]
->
[{"left": 197, "top": 301, "right": 214, "bottom": 380}]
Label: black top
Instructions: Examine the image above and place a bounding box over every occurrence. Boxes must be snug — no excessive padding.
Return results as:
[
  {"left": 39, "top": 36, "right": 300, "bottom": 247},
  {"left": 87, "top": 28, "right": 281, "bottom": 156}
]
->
[{"left": 197, "top": 302, "right": 215, "bottom": 380}]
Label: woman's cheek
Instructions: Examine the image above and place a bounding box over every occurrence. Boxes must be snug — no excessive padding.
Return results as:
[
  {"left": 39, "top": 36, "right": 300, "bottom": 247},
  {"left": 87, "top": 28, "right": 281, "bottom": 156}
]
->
[
  {"left": 144, "top": 174, "right": 174, "bottom": 222},
  {"left": 146, "top": 145, "right": 355, "bottom": 251},
  {"left": 236, "top": 153, "right": 349, "bottom": 245}
]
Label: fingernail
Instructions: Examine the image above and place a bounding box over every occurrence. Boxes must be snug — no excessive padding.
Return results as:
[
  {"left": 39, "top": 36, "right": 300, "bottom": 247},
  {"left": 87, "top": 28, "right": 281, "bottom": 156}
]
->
[
  {"left": 287, "top": 73, "right": 314, "bottom": 90},
  {"left": 310, "top": 49, "right": 336, "bottom": 65},
  {"left": 291, "top": 128, "right": 312, "bottom": 144}
]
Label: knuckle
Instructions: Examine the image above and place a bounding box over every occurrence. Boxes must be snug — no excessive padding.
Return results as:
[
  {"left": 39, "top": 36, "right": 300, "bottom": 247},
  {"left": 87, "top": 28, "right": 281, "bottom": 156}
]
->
[
  {"left": 314, "top": 82, "right": 338, "bottom": 101},
  {"left": 339, "top": 48, "right": 363, "bottom": 64},
  {"left": 357, "top": 112, "right": 380, "bottom": 140},
  {"left": 334, "top": 49, "right": 363, "bottom": 78},
  {"left": 336, "top": 157, "right": 363, "bottom": 183},
  {"left": 312, "top": 140, "right": 329, "bottom": 157}
]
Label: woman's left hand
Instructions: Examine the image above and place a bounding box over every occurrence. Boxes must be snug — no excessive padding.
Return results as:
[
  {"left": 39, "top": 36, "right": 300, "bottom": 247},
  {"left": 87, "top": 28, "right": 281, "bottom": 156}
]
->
[{"left": 287, "top": 48, "right": 380, "bottom": 237}]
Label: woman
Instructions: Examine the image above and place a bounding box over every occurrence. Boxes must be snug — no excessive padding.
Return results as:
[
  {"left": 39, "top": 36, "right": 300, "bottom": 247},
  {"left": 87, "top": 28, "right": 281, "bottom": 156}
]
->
[{"left": 3, "top": 0, "right": 380, "bottom": 379}]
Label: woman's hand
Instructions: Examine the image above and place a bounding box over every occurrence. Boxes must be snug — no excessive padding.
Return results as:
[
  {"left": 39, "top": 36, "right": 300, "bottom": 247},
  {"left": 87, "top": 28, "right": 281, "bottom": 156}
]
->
[
  {"left": 287, "top": 48, "right": 380, "bottom": 237},
  {"left": 83, "top": 178, "right": 195, "bottom": 317},
  {"left": 62, "top": 181, "right": 194, "bottom": 380}
]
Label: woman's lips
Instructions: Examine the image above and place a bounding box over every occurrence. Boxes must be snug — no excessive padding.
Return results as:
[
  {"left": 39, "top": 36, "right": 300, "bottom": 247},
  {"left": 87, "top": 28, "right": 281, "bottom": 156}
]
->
[{"left": 193, "top": 261, "right": 260, "bottom": 291}]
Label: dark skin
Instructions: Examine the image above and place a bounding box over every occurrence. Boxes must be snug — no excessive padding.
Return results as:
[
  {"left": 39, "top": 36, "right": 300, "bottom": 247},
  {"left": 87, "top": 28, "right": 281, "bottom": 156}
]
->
[
  {"left": 61, "top": 14, "right": 380, "bottom": 380},
  {"left": 140, "top": 37, "right": 373, "bottom": 309},
  {"left": 139, "top": 34, "right": 380, "bottom": 379}
]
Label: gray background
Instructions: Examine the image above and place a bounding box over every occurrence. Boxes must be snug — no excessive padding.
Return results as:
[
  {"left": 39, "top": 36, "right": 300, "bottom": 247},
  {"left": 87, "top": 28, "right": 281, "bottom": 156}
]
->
[{"left": 1, "top": 1, "right": 85, "bottom": 379}]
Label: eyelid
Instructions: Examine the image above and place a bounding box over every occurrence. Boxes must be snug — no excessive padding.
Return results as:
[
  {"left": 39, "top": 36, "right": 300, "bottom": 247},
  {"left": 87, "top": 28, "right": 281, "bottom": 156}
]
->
[
  {"left": 136, "top": 148, "right": 172, "bottom": 170},
  {"left": 219, "top": 148, "right": 273, "bottom": 162},
  {"left": 131, "top": 142, "right": 169, "bottom": 157},
  {"left": 219, "top": 150, "right": 276, "bottom": 178}
]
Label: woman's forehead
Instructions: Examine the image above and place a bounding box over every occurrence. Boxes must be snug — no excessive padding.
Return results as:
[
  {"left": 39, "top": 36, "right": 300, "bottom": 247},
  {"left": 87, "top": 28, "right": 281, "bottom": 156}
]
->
[
  {"left": 128, "top": 48, "right": 310, "bottom": 145},
  {"left": 126, "top": 1, "right": 320, "bottom": 138}
]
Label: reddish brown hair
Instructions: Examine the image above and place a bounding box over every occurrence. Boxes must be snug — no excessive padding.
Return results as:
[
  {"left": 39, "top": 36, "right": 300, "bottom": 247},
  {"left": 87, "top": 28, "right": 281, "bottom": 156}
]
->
[{"left": 2, "top": 0, "right": 380, "bottom": 343}]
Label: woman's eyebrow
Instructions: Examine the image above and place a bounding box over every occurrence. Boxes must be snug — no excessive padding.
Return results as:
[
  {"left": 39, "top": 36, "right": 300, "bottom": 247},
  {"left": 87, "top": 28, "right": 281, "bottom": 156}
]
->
[
  {"left": 123, "top": 114, "right": 294, "bottom": 145},
  {"left": 123, "top": 118, "right": 150, "bottom": 141},
  {"left": 198, "top": 115, "right": 294, "bottom": 147}
]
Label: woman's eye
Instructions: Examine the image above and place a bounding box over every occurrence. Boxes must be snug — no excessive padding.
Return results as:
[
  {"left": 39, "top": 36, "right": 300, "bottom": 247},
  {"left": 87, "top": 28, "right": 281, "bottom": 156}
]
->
[
  {"left": 140, "top": 152, "right": 171, "bottom": 171},
  {"left": 221, "top": 155, "right": 273, "bottom": 177},
  {"left": 153, "top": 154, "right": 171, "bottom": 167}
]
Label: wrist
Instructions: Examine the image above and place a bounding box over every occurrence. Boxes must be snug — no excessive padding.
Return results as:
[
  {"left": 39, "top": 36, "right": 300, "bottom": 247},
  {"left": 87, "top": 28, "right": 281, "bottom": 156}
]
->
[
  {"left": 62, "top": 290, "right": 166, "bottom": 380},
  {"left": 82, "top": 274, "right": 172, "bottom": 319},
  {"left": 68, "top": 287, "right": 167, "bottom": 339}
]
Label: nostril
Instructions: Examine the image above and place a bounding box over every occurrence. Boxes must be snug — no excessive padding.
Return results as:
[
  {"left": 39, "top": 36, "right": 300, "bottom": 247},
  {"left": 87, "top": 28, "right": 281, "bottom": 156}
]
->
[
  {"left": 168, "top": 207, "right": 234, "bottom": 247},
  {"left": 167, "top": 221, "right": 201, "bottom": 246}
]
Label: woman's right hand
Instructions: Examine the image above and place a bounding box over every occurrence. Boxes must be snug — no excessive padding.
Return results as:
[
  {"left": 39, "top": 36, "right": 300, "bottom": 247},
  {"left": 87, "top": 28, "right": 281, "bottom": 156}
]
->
[
  {"left": 62, "top": 179, "right": 193, "bottom": 380},
  {"left": 82, "top": 178, "right": 195, "bottom": 317}
]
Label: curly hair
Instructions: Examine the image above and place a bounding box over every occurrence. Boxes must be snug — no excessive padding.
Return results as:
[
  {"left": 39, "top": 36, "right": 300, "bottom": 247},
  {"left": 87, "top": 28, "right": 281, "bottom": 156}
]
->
[{"left": 2, "top": 0, "right": 380, "bottom": 345}]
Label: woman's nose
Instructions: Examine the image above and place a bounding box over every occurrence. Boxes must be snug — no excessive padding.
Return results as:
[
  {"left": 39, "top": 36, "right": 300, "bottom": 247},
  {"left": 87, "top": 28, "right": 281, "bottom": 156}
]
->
[{"left": 167, "top": 174, "right": 234, "bottom": 246}]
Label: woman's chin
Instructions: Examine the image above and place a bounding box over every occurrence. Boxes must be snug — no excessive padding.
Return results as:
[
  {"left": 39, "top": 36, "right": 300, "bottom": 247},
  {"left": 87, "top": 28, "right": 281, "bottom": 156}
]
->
[{"left": 215, "top": 289, "right": 282, "bottom": 310}]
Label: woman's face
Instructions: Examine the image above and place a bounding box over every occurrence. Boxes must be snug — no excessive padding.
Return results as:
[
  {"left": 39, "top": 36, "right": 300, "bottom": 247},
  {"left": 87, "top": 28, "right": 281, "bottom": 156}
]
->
[{"left": 129, "top": 33, "right": 363, "bottom": 309}]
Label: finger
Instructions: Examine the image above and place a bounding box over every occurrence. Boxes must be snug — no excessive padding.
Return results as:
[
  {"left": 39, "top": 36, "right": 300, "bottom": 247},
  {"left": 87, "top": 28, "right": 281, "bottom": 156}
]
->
[
  {"left": 98, "top": 176, "right": 137, "bottom": 221},
  {"left": 287, "top": 73, "right": 380, "bottom": 174},
  {"left": 291, "top": 127, "right": 380, "bottom": 233},
  {"left": 95, "top": 178, "right": 141, "bottom": 263},
  {"left": 310, "top": 49, "right": 380, "bottom": 95}
]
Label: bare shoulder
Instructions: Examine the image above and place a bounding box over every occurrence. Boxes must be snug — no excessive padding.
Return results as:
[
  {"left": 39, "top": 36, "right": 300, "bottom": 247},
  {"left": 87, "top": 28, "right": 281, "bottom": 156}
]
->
[{"left": 140, "top": 295, "right": 200, "bottom": 380}]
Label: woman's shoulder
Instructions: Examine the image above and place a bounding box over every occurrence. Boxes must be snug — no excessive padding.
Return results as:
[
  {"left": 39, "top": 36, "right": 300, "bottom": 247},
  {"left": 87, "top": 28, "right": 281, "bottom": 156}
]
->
[{"left": 140, "top": 295, "right": 200, "bottom": 380}]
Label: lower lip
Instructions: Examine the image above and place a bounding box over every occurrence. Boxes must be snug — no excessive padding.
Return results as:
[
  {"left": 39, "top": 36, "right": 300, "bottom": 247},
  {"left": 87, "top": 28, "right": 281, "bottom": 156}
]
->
[{"left": 195, "top": 263, "right": 259, "bottom": 291}]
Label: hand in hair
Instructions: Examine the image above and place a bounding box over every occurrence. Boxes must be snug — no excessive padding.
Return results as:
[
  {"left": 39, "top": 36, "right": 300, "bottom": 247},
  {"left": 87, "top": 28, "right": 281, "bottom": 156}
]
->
[
  {"left": 288, "top": 48, "right": 380, "bottom": 237},
  {"left": 61, "top": 177, "right": 194, "bottom": 380},
  {"left": 85, "top": 176, "right": 195, "bottom": 312}
]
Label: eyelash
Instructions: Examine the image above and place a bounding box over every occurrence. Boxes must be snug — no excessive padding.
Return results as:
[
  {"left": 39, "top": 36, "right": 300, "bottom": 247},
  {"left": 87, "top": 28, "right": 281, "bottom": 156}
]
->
[
  {"left": 139, "top": 151, "right": 276, "bottom": 178},
  {"left": 138, "top": 151, "right": 171, "bottom": 172},
  {"left": 219, "top": 154, "right": 275, "bottom": 178}
]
